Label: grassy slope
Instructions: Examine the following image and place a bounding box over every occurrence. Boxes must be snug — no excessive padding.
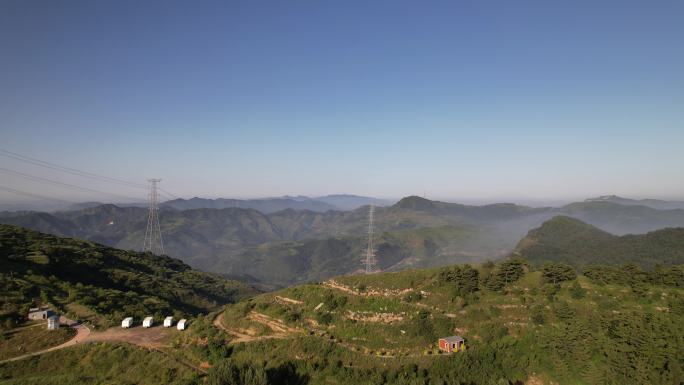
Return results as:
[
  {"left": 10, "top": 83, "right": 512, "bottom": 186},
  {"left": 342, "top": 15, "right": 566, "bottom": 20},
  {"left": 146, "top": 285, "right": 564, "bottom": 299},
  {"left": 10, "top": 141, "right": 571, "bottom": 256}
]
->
[
  {"left": 0, "top": 325, "right": 75, "bottom": 361},
  {"left": 0, "top": 343, "right": 198, "bottom": 385}
]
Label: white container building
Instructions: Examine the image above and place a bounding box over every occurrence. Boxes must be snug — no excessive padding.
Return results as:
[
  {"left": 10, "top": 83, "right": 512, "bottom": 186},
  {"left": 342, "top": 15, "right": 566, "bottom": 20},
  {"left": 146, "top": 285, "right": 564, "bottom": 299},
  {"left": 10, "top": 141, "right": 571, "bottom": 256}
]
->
[
  {"left": 47, "top": 315, "right": 60, "bottom": 330},
  {"left": 177, "top": 318, "right": 187, "bottom": 330},
  {"left": 163, "top": 316, "right": 174, "bottom": 327},
  {"left": 143, "top": 316, "right": 154, "bottom": 328},
  {"left": 121, "top": 317, "right": 134, "bottom": 328}
]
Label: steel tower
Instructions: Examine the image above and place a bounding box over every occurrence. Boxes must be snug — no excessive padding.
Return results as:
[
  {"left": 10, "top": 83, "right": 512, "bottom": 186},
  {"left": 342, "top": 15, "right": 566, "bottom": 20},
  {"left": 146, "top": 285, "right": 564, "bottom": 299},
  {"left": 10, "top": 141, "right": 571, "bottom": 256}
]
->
[
  {"left": 143, "top": 178, "right": 164, "bottom": 254},
  {"left": 365, "top": 205, "right": 375, "bottom": 274}
]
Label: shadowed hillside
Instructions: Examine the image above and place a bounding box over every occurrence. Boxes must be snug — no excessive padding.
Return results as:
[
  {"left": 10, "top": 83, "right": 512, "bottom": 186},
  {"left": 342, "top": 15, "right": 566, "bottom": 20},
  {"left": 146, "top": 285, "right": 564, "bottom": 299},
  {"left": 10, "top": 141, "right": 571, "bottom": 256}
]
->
[{"left": 0, "top": 224, "right": 256, "bottom": 328}]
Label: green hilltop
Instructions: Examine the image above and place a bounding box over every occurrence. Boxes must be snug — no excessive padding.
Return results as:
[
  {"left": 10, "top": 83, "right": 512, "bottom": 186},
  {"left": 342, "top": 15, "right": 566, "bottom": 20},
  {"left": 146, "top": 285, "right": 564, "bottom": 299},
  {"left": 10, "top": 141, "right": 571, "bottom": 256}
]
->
[{"left": 515, "top": 215, "right": 684, "bottom": 269}]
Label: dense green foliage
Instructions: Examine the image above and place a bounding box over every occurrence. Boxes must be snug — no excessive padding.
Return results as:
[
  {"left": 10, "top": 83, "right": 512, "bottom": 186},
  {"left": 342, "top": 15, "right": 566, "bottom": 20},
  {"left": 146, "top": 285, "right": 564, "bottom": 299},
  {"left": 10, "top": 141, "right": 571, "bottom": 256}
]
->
[
  {"left": 541, "top": 262, "right": 577, "bottom": 284},
  {"left": 0, "top": 224, "right": 255, "bottom": 328},
  {"left": 584, "top": 264, "right": 684, "bottom": 287},
  {"left": 515, "top": 215, "right": 684, "bottom": 269},
  {"left": 483, "top": 259, "right": 526, "bottom": 291},
  {"left": 438, "top": 265, "right": 479, "bottom": 296}
]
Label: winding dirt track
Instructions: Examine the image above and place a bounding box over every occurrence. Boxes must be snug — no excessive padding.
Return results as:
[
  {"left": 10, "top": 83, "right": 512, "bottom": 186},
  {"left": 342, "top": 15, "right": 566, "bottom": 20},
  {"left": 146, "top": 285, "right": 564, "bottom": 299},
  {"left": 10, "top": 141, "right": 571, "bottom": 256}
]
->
[
  {"left": 0, "top": 318, "right": 205, "bottom": 374},
  {"left": 213, "top": 312, "right": 301, "bottom": 343},
  {"left": 0, "top": 317, "right": 90, "bottom": 364}
]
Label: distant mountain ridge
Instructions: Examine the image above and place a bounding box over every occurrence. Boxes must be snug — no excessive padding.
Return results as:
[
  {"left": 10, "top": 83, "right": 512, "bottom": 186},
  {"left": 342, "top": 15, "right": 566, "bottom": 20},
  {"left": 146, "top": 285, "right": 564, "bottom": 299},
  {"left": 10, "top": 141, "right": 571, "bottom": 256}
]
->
[
  {"left": 161, "top": 197, "right": 338, "bottom": 213},
  {"left": 161, "top": 194, "right": 392, "bottom": 213},
  {"left": 586, "top": 195, "right": 684, "bottom": 210},
  {"left": 4, "top": 196, "right": 684, "bottom": 287}
]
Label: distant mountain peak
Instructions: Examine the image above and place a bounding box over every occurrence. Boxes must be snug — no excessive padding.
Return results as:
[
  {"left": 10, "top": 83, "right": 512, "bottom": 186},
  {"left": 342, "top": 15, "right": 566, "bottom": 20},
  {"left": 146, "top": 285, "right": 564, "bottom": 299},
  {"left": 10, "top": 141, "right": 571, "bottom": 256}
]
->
[
  {"left": 393, "top": 196, "right": 436, "bottom": 211},
  {"left": 584, "top": 195, "right": 684, "bottom": 210},
  {"left": 586, "top": 195, "right": 622, "bottom": 201}
]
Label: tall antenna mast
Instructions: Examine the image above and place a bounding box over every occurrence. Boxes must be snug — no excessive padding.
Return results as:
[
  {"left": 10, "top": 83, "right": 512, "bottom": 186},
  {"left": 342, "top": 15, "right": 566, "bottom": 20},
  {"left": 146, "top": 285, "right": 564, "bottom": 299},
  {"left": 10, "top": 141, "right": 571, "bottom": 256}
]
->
[
  {"left": 365, "top": 205, "right": 375, "bottom": 274},
  {"left": 143, "top": 178, "right": 164, "bottom": 254}
]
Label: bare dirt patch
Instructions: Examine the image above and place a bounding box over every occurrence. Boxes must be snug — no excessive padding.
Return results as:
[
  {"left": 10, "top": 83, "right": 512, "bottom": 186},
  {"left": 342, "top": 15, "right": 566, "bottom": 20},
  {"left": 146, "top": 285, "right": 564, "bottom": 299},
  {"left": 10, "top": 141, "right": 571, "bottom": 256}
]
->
[
  {"left": 345, "top": 310, "right": 405, "bottom": 324},
  {"left": 85, "top": 325, "right": 175, "bottom": 348},
  {"left": 274, "top": 296, "right": 303, "bottom": 306},
  {"left": 324, "top": 280, "right": 414, "bottom": 297}
]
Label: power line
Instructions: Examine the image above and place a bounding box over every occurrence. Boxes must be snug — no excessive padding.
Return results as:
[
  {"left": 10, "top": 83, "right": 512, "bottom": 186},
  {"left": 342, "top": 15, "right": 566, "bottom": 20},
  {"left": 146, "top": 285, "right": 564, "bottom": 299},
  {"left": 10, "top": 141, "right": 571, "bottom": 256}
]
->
[
  {"left": 0, "top": 185, "right": 76, "bottom": 204},
  {"left": 0, "top": 167, "right": 144, "bottom": 202},
  {"left": 0, "top": 149, "right": 185, "bottom": 201},
  {"left": 159, "top": 188, "right": 181, "bottom": 200},
  {"left": 0, "top": 148, "right": 147, "bottom": 189}
]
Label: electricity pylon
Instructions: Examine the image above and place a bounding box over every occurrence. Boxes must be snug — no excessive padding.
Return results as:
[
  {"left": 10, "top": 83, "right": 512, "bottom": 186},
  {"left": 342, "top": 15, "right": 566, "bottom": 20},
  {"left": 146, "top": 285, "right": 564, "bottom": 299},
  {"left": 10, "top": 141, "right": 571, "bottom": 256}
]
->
[
  {"left": 143, "top": 178, "right": 164, "bottom": 254},
  {"left": 365, "top": 205, "right": 375, "bottom": 274}
]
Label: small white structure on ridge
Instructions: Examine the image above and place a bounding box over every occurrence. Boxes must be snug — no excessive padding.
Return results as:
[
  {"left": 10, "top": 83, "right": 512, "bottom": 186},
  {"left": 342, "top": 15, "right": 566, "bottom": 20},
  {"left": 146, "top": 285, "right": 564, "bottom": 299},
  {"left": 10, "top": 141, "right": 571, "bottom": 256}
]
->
[
  {"left": 47, "top": 315, "right": 60, "bottom": 330},
  {"left": 121, "top": 317, "right": 134, "bottom": 328},
  {"left": 143, "top": 316, "right": 154, "bottom": 328},
  {"left": 177, "top": 318, "right": 187, "bottom": 330},
  {"left": 163, "top": 316, "right": 174, "bottom": 327},
  {"left": 28, "top": 307, "right": 55, "bottom": 320}
]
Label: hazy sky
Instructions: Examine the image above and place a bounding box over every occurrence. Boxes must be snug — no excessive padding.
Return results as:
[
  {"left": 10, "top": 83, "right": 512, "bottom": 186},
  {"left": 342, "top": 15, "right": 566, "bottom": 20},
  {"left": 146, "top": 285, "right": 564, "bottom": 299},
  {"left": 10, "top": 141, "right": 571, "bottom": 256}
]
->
[{"left": 1, "top": 0, "right": 683, "bottom": 204}]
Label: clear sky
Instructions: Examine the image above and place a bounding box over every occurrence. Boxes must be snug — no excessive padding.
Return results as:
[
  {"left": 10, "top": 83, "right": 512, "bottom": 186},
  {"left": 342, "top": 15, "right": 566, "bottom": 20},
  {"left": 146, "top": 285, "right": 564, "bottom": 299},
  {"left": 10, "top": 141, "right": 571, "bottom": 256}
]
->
[{"left": 1, "top": 0, "right": 683, "bottom": 205}]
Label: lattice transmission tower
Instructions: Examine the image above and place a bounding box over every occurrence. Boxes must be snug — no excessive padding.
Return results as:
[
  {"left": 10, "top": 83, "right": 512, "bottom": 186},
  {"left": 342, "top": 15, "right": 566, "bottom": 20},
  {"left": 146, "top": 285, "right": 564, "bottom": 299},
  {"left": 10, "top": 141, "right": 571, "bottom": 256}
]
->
[
  {"left": 364, "top": 205, "right": 375, "bottom": 274},
  {"left": 143, "top": 178, "right": 165, "bottom": 254}
]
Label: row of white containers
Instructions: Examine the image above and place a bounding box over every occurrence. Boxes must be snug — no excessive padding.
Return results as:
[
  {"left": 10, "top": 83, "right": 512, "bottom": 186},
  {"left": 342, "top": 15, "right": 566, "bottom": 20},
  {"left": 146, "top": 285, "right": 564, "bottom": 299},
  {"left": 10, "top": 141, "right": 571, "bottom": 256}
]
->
[{"left": 121, "top": 316, "right": 187, "bottom": 330}]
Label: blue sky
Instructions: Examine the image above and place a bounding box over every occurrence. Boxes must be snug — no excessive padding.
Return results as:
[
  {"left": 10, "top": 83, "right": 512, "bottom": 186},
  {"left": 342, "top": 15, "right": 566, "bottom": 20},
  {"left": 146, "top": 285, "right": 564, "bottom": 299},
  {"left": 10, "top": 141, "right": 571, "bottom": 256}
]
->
[{"left": 1, "top": 0, "right": 683, "bottom": 204}]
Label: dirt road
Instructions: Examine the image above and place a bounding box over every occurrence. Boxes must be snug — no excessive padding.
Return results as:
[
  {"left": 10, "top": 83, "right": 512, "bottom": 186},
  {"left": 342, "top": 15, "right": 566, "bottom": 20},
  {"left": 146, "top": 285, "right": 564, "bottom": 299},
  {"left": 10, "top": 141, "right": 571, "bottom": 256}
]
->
[
  {"left": 213, "top": 312, "right": 301, "bottom": 343},
  {"left": 0, "top": 316, "right": 90, "bottom": 364},
  {"left": 85, "top": 325, "right": 175, "bottom": 348},
  {"left": 0, "top": 319, "right": 206, "bottom": 373}
]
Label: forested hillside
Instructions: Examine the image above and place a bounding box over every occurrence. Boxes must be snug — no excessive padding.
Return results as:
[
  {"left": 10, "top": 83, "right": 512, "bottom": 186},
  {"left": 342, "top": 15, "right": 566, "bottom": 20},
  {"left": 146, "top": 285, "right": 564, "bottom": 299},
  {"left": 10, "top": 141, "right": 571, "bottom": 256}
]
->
[
  {"left": 515, "top": 216, "right": 684, "bottom": 269},
  {"left": 0, "top": 225, "right": 255, "bottom": 329}
]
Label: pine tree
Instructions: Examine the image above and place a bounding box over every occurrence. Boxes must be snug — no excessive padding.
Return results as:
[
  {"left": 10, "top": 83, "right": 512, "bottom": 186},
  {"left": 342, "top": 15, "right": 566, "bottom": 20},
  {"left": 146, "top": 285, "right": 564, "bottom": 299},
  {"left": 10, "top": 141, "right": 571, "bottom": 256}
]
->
[
  {"left": 570, "top": 280, "right": 586, "bottom": 299},
  {"left": 541, "top": 262, "right": 576, "bottom": 285}
]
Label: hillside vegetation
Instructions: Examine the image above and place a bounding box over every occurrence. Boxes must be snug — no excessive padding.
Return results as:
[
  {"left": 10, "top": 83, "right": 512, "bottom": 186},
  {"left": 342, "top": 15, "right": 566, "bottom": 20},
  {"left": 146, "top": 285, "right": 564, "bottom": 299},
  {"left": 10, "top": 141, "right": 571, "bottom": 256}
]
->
[
  {"left": 515, "top": 216, "right": 684, "bottom": 269},
  {"left": 205, "top": 258, "right": 684, "bottom": 385},
  {"left": 0, "top": 224, "right": 255, "bottom": 329}
]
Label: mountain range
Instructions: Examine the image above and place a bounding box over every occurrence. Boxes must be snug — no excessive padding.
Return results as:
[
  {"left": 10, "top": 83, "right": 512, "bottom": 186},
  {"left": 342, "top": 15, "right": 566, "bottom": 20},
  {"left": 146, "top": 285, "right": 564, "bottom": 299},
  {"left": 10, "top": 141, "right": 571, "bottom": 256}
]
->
[
  {"left": 2, "top": 195, "right": 684, "bottom": 287},
  {"left": 59, "top": 194, "right": 392, "bottom": 213}
]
